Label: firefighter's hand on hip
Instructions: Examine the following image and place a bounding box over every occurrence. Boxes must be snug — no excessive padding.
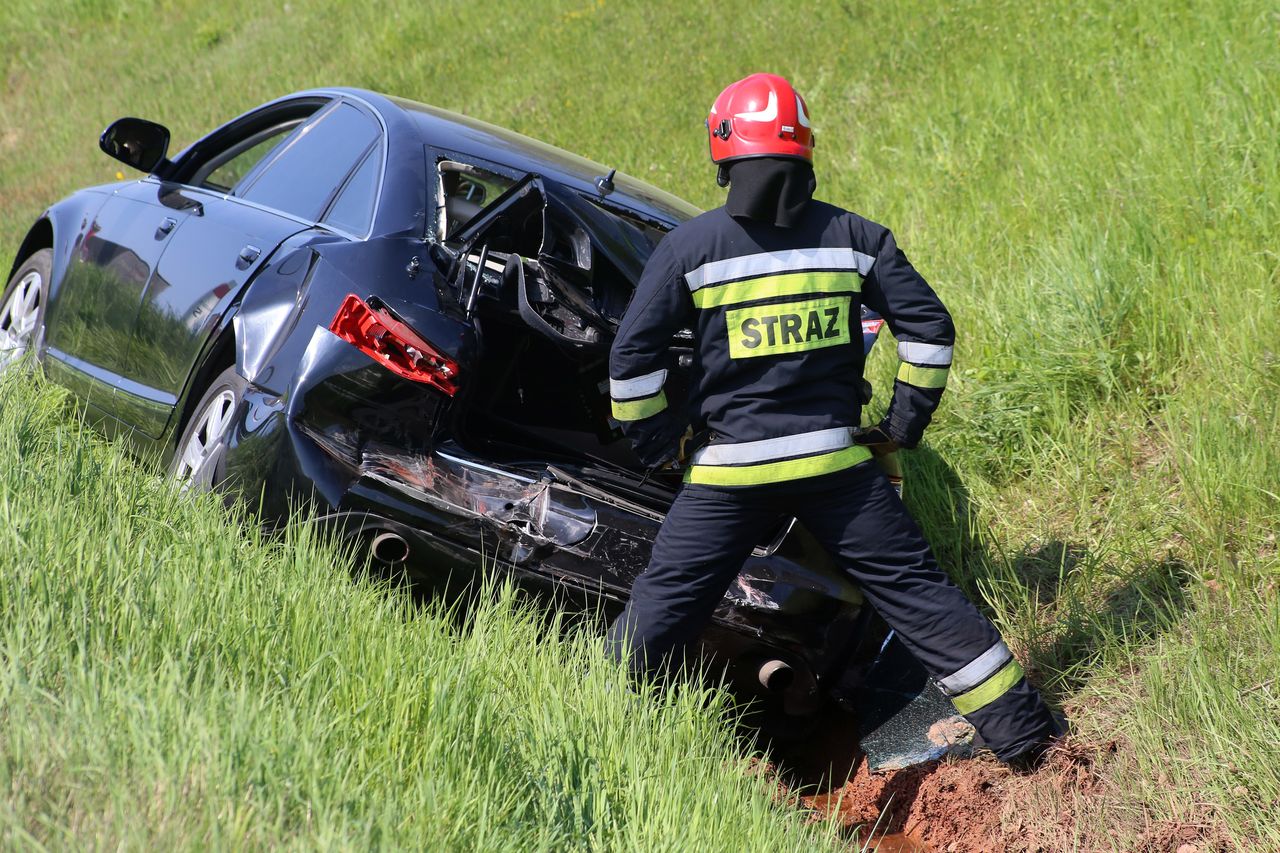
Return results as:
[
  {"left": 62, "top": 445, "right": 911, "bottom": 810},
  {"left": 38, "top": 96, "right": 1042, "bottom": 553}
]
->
[
  {"left": 853, "top": 423, "right": 901, "bottom": 458},
  {"left": 630, "top": 416, "right": 687, "bottom": 470}
]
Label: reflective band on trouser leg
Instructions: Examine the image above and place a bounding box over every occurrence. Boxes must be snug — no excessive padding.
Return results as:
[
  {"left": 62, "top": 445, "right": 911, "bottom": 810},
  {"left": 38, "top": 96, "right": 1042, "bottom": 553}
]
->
[
  {"left": 939, "top": 639, "right": 1012, "bottom": 695},
  {"left": 611, "top": 390, "right": 667, "bottom": 421},
  {"left": 685, "top": 444, "right": 872, "bottom": 486},
  {"left": 897, "top": 362, "right": 949, "bottom": 389},
  {"left": 951, "top": 659, "right": 1024, "bottom": 715}
]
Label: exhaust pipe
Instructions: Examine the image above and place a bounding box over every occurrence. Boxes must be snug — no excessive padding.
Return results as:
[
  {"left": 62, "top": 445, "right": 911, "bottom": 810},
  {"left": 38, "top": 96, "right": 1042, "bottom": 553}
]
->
[
  {"left": 370, "top": 530, "right": 410, "bottom": 566},
  {"left": 757, "top": 659, "right": 795, "bottom": 691}
]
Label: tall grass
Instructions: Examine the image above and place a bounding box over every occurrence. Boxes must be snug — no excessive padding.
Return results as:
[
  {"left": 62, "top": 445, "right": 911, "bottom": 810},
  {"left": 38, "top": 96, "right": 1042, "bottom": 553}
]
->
[
  {"left": 2, "top": 0, "right": 1278, "bottom": 846},
  {"left": 0, "top": 373, "right": 832, "bottom": 849}
]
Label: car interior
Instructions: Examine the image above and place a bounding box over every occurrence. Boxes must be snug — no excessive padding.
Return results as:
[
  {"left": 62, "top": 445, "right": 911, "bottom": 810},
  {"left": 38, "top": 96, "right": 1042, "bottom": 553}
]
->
[
  {"left": 436, "top": 161, "right": 518, "bottom": 240},
  {"left": 433, "top": 159, "right": 688, "bottom": 478}
]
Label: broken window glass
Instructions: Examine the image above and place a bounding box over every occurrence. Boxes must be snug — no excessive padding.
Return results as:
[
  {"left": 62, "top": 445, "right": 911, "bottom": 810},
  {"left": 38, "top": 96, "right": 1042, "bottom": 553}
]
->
[{"left": 437, "top": 160, "right": 519, "bottom": 241}]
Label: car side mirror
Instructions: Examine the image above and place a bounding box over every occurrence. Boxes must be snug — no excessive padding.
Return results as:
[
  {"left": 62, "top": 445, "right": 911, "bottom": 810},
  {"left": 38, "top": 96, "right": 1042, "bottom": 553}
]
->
[{"left": 99, "top": 117, "right": 171, "bottom": 174}]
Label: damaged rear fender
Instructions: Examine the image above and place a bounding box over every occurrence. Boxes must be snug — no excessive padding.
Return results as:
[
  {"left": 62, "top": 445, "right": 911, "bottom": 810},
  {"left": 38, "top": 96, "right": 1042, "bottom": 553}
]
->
[
  {"left": 281, "top": 324, "right": 597, "bottom": 561},
  {"left": 233, "top": 235, "right": 473, "bottom": 396}
]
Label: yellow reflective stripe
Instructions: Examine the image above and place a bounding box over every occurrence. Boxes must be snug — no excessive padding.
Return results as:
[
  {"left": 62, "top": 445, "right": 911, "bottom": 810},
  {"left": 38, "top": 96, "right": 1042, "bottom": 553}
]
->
[
  {"left": 684, "top": 445, "right": 872, "bottom": 486},
  {"left": 611, "top": 391, "right": 667, "bottom": 421},
  {"left": 951, "top": 659, "right": 1024, "bottom": 715},
  {"left": 897, "top": 362, "right": 949, "bottom": 389},
  {"left": 692, "top": 271, "right": 860, "bottom": 309}
]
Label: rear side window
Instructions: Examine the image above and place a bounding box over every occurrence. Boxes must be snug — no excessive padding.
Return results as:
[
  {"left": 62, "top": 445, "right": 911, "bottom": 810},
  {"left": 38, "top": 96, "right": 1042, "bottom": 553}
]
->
[
  {"left": 323, "top": 147, "right": 381, "bottom": 236},
  {"left": 239, "top": 102, "right": 380, "bottom": 221}
]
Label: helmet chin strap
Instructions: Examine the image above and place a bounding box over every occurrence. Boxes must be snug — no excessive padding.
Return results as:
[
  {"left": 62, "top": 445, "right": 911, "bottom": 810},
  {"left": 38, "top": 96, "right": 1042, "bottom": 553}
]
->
[{"left": 716, "top": 164, "right": 731, "bottom": 188}]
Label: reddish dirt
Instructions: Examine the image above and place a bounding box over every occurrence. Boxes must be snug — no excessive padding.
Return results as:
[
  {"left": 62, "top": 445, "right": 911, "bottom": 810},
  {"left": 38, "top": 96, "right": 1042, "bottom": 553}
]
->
[
  {"left": 762, "top": 709, "right": 1196, "bottom": 852},
  {"left": 799, "top": 754, "right": 1005, "bottom": 852},
  {"left": 762, "top": 709, "right": 1002, "bottom": 850}
]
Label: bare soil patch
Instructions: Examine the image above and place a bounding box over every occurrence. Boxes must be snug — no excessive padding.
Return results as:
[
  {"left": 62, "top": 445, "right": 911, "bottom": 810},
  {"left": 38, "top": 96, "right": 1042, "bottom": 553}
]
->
[{"left": 764, "top": 709, "right": 1232, "bottom": 851}]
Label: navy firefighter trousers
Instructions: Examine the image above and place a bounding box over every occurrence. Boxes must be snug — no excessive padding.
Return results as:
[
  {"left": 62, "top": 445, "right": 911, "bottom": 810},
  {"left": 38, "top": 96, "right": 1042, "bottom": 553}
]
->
[{"left": 606, "top": 460, "right": 1059, "bottom": 761}]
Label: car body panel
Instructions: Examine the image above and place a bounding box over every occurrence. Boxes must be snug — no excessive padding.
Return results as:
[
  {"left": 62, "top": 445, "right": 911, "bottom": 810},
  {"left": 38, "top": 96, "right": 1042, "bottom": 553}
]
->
[
  {"left": 42, "top": 184, "right": 174, "bottom": 412},
  {"left": 31, "top": 186, "right": 127, "bottom": 418},
  {"left": 234, "top": 234, "right": 470, "bottom": 397},
  {"left": 121, "top": 186, "right": 305, "bottom": 436}
]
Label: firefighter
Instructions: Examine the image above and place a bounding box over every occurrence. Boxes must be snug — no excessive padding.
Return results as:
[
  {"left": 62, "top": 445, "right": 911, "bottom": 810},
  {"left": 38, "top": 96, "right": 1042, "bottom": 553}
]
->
[{"left": 606, "top": 73, "right": 1062, "bottom": 767}]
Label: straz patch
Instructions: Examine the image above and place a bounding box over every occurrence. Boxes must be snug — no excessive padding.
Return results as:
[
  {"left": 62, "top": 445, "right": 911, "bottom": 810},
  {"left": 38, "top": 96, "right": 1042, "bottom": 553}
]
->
[{"left": 725, "top": 296, "right": 852, "bottom": 359}]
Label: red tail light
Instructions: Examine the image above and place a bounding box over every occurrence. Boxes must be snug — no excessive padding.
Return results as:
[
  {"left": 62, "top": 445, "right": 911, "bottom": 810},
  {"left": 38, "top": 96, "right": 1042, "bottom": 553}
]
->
[{"left": 329, "top": 294, "right": 460, "bottom": 396}]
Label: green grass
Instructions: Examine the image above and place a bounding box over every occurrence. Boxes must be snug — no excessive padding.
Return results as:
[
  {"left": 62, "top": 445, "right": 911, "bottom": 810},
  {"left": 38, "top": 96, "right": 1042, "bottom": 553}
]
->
[
  {"left": 0, "top": 372, "right": 831, "bottom": 850},
  {"left": 2, "top": 0, "right": 1279, "bottom": 848}
]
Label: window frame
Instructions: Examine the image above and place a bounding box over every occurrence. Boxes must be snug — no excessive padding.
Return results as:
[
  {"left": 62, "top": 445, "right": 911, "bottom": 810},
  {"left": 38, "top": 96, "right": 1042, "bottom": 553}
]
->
[
  {"left": 187, "top": 120, "right": 306, "bottom": 194},
  {"left": 168, "top": 96, "right": 331, "bottom": 189},
  {"left": 167, "top": 94, "right": 389, "bottom": 241},
  {"left": 233, "top": 99, "right": 386, "bottom": 235},
  {"left": 318, "top": 140, "right": 383, "bottom": 238}
]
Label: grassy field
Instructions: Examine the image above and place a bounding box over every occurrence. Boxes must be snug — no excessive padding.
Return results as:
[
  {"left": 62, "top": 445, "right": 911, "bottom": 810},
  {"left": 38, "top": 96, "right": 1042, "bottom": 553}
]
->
[
  {"left": 0, "top": 373, "right": 833, "bottom": 849},
  {"left": 2, "top": 0, "right": 1278, "bottom": 849}
]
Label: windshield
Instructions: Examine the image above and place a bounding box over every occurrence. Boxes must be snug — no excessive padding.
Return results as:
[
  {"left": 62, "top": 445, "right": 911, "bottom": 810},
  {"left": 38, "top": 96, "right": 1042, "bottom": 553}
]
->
[
  {"left": 546, "top": 187, "right": 690, "bottom": 286},
  {"left": 440, "top": 170, "right": 695, "bottom": 294},
  {"left": 587, "top": 199, "right": 670, "bottom": 258}
]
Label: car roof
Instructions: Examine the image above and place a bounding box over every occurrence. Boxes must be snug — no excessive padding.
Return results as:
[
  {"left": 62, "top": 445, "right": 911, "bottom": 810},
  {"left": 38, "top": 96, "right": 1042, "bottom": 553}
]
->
[{"left": 320, "top": 87, "right": 702, "bottom": 228}]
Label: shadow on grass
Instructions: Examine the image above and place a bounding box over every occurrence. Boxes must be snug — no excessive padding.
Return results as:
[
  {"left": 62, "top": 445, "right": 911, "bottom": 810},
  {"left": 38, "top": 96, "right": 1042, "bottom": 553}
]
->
[
  {"left": 1009, "top": 542, "right": 1191, "bottom": 695},
  {"left": 903, "top": 444, "right": 1194, "bottom": 700}
]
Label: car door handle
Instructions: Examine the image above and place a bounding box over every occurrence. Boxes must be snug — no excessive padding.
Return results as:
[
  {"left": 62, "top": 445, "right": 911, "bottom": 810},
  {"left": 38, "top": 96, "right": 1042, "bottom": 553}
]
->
[
  {"left": 155, "top": 216, "right": 178, "bottom": 238},
  {"left": 238, "top": 245, "right": 261, "bottom": 264}
]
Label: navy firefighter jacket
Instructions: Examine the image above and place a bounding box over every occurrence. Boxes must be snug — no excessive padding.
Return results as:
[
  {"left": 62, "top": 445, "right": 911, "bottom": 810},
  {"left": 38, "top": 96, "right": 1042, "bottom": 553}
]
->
[{"left": 608, "top": 200, "right": 954, "bottom": 487}]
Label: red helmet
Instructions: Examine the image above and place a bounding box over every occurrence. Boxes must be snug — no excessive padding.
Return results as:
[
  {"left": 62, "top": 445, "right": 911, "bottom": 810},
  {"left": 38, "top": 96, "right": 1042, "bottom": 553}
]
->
[{"left": 707, "top": 73, "right": 814, "bottom": 165}]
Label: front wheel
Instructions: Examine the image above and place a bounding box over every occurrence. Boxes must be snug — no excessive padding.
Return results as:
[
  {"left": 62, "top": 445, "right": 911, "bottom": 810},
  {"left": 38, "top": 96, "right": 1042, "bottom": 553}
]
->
[
  {"left": 169, "top": 365, "right": 247, "bottom": 491},
  {"left": 0, "top": 248, "right": 52, "bottom": 371}
]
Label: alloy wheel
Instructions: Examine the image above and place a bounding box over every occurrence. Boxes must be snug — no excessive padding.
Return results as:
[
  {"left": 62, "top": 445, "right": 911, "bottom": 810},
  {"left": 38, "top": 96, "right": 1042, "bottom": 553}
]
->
[
  {"left": 173, "top": 388, "right": 238, "bottom": 486},
  {"left": 0, "top": 270, "right": 43, "bottom": 370}
]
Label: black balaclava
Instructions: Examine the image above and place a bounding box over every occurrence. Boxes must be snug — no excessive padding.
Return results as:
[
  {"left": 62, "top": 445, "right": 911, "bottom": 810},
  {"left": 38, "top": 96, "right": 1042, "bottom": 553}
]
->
[{"left": 723, "top": 156, "right": 817, "bottom": 228}]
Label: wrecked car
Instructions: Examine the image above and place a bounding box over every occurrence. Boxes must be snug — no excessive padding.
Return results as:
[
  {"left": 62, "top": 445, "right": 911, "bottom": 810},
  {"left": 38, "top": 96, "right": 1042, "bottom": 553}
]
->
[{"left": 2, "top": 88, "right": 969, "bottom": 766}]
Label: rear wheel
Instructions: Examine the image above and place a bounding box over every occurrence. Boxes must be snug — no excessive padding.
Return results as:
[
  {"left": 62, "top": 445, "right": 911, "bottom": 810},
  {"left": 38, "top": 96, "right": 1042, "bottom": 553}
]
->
[
  {"left": 0, "top": 248, "right": 52, "bottom": 371},
  {"left": 169, "top": 365, "right": 247, "bottom": 490}
]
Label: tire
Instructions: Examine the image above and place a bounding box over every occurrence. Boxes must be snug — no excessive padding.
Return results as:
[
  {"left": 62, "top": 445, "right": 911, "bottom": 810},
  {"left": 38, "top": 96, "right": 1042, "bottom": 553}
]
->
[
  {"left": 0, "top": 248, "right": 52, "bottom": 372},
  {"left": 168, "top": 365, "right": 247, "bottom": 491}
]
